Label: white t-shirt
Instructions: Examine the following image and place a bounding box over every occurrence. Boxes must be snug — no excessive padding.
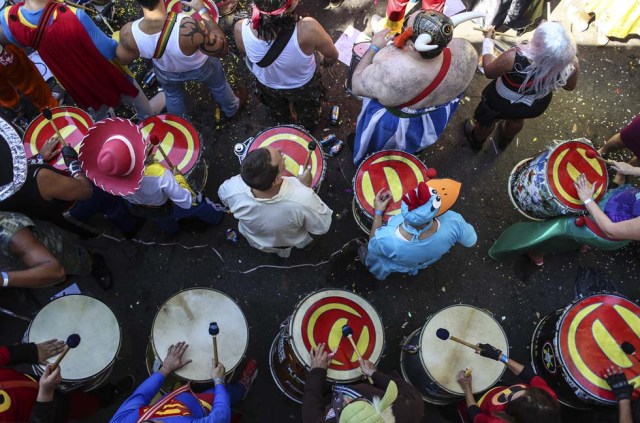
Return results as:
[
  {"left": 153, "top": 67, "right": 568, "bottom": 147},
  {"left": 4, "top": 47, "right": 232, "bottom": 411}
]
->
[
  {"left": 124, "top": 168, "right": 192, "bottom": 209},
  {"left": 218, "top": 175, "right": 332, "bottom": 257}
]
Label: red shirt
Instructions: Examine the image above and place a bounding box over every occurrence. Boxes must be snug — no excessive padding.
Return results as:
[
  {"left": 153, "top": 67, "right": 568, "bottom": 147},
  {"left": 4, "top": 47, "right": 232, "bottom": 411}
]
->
[{"left": 0, "top": 346, "right": 39, "bottom": 423}]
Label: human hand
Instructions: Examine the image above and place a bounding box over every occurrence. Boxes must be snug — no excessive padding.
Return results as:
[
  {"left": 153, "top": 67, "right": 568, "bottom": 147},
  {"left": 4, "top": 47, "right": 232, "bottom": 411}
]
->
[
  {"left": 297, "top": 165, "right": 312, "bottom": 187},
  {"left": 310, "top": 343, "right": 334, "bottom": 370},
  {"left": 574, "top": 174, "right": 597, "bottom": 203},
  {"left": 457, "top": 369, "right": 473, "bottom": 392},
  {"left": 160, "top": 342, "right": 192, "bottom": 377},
  {"left": 39, "top": 137, "right": 61, "bottom": 161},
  {"left": 358, "top": 358, "right": 376, "bottom": 377},
  {"left": 611, "top": 161, "right": 638, "bottom": 177},
  {"left": 181, "top": 0, "right": 205, "bottom": 12},
  {"left": 484, "top": 25, "right": 495, "bottom": 39},
  {"left": 373, "top": 189, "right": 392, "bottom": 213},
  {"left": 371, "top": 28, "right": 392, "bottom": 50},
  {"left": 604, "top": 366, "right": 635, "bottom": 401},
  {"left": 477, "top": 343, "right": 503, "bottom": 361},
  {"left": 37, "top": 339, "right": 66, "bottom": 363},
  {"left": 211, "top": 361, "right": 226, "bottom": 380},
  {"left": 37, "top": 364, "right": 61, "bottom": 402}
]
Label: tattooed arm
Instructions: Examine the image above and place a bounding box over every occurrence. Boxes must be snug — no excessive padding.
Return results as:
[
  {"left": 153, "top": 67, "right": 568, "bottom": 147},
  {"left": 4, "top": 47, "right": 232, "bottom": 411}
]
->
[{"left": 179, "top": 0, "right": 228, "bottom": 58}]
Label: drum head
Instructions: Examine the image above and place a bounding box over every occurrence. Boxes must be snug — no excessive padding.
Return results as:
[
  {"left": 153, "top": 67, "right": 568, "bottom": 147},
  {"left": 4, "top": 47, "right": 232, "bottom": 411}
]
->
[
  {"left": 557, "top": 293, "right": 640, "bottom": 403},
  {"left": 152, "top": 288, "right": 248, "bottom": 382},
  {"left": 546, "top": 139, "right": 607, "bottom": 212},
  {"left": 139, "top": 114, "right": 202, "bottom": 176},
  {"left": 23, "top": 107, "right": 93, "bottom": 171},
  {"left": 164, "top": 0, "right": 219, "bottom": 21},
  {"left": 354, "top": 150, "right": 429, "bottom": 222},
  {"left": 28, "top": 295, "right": 120, "bottom": 380},
  {"left": 290, "top": 289, "right": 384, "bottom": 382},
  {"left": 246, "top": 125, "right": 325, "bottom": 188},
  {"left": 420, "top": 305, "right": 508, "bottom": 394}
]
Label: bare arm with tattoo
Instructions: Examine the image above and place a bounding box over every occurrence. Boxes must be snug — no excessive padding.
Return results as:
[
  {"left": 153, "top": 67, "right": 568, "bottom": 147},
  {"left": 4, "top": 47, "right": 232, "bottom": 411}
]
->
[{"left": 179, "top": 0, "right": 228, "bottom": 58}]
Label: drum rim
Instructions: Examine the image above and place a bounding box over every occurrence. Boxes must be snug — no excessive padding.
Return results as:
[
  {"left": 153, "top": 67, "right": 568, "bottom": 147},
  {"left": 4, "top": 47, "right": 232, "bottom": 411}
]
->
[
  {"left": 268, "top": 327, "right": 303, "bottom": 404},
  {"left": 554, "top": 292, "right": 636, "bottom": 403},
  {"left": 288, "top": 288, "right": 385, "bottom": 382},
  {"left": 139, "top": 113, "right": 203, "bottom": 175},
  {"left": 243, "top": 124, "right": 326, "bottom": 189},
  {"left": 150, "top": 287, "right": 249, "bottom": 381},
  {"left": 24, "top": 106, "right": 93, "bottom": 170},
  {"left": 418, "top": 304, "right": 508, "bottom": 395},
  {"left": 27, "top": 294, "right": 121, "bottom": 381},
  {"left": 352, "top": 149, "right": 427, "bottom": 222},
  {"left": 545, "top": 139, "right": 608, "bottom": 211},
  {"left": 508, "top": 157, "right": 546, "bottom": 222}
]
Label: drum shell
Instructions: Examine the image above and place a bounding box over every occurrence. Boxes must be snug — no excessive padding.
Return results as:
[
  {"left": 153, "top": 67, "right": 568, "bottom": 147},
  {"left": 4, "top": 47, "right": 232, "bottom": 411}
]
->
[
  {"left": 530, "top": 309, "right": 590, "bottom": 409},
  {"left": 269, "top": 319, "right": 308, "bottom": 404}
]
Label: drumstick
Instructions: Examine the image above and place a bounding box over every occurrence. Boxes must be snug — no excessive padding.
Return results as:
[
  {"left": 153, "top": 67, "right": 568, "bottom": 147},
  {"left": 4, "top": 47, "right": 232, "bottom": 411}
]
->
[
  {"left": 51, "top": 334, "right": 81, "bottom": 371},
  {"left": 341, "top": 325, "right": 374, "bottom": 384},
  {"left": 473, "top": 26, "right": 518, "bottom": 38},
  {"left": 621, "top": 342, "right": 640, "bottom": 364},
  {"left": 94, "top": 14, "right": 114, "bottom": 34},
  {"left": 42, "top": 108, "right": 67, "bottom": 147},
  {"left": 585, "top": 150, "right": 615, "bottom": 165},
  {"left": 209, "top": 322, "right": 219, "bottom": 367},
  {"left": 436, "top": 328, "right": 482, "bottom": 353},
  {"left": 149, "top": 135, "right": 175, "bottom": 169},
  {"left": 299, "top": 141, "right": 317, "bottom": 176}
]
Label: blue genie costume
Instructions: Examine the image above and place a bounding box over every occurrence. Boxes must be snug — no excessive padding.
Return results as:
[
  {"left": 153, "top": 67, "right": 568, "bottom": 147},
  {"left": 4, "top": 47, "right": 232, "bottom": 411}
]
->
[
  {"left": 366, "top": 180, "right": 477, "bottom": 280},
  {"left": 489, "top": 185, "right": 639, "bottom": 260}
]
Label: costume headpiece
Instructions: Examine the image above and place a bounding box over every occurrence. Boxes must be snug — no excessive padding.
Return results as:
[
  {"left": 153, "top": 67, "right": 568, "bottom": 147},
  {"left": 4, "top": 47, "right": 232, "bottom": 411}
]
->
[
  {"left": 251, "top": 0, "right": 293, "bottom": 29},
  {"left": 339, "top": 381, "right": 398, "bottom": 423},
  {"left": 394, "top": 10, "right": 484, "bottom": 58}
]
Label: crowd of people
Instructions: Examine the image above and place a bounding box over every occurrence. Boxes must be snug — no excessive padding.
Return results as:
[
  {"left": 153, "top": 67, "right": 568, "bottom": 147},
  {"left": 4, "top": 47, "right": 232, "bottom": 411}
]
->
[{"left": 0, "top": 0, "right": 639, "bottom": 421}]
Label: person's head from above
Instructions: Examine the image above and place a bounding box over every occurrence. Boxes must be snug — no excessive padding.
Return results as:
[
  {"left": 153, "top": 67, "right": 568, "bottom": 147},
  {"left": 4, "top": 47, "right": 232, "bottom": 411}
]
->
[
  {"left": 519, "top": 21, "right": 577, "bottom": 95},
  {"left": 396, "top": 9, "right": 483, "bottom": 59},
  {"left": 241, "top": 147, "right": 284, "bottom": 191},
  {"left": 496, "top": 387, "right": 560, "bottom": 423},
  {"left": 401, "top": 180, "right": 441, "bottom": 229},
  {"left": 251, "top": 0, "right": 300, "bottom": 42},
  {"left": 337, "top": 380, "right": 398, "bottom": 423},
  {"left": 136, "top": 0, "right": 163, "bottom": 11}
]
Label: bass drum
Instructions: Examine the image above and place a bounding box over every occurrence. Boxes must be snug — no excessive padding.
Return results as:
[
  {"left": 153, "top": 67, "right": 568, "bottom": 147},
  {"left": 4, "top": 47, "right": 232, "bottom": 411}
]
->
[{"left": 531, "top": 293, "right": 640, "bottom": 408}]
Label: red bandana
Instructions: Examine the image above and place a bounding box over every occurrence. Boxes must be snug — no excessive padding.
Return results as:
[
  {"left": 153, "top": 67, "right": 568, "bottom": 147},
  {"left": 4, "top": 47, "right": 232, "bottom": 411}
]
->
[
  {"left": 251, "top": 0, "right": 294, "bottom": 29},
  {"left": 403, "top": 181, "right": 432, "bottom": 211}
]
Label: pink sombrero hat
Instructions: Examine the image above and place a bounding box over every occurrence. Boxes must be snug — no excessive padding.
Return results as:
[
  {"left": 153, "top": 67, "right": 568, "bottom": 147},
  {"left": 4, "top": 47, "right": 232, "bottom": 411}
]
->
[{"left": 79, "top": 118, "right": 146, "bottom": 196}]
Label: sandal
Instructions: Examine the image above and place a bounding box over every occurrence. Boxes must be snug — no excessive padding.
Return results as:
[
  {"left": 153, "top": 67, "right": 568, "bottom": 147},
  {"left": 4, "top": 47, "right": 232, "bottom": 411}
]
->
[
  {"left": 526, "top": 252, "right": 544, "bottom": 267},
  {"left": 464, "top": 119, "right": 484, "bottom": 152}
]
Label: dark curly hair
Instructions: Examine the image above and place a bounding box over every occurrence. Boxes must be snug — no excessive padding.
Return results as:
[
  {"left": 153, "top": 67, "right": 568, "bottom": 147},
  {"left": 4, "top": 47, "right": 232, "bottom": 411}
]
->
[
  {"left": 494, "top": 388, "right": 561, "bottom": 423},
  {"left": 241, "top": 148, "right": 280, "bottom": 191},
  {"left": 253, "top": 0, "right": 299, "bottom": 43}
]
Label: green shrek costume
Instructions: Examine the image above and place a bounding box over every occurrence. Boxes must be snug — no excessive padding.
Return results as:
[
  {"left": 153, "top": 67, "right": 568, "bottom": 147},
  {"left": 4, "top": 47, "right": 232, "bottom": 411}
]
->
[{"left": 489, "top": 185, "right": 637, "bottom": 259}]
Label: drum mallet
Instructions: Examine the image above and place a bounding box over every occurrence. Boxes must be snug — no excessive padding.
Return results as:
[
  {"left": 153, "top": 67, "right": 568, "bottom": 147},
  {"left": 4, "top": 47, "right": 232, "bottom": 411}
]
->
[
  {"left": 299, "top": 140, "right": 317, "bottom": 176},
  {"left": 341, "top": 325, "right": 374, "bottom": 384},
  {"left": 149, "top": 135, "right": 175, "bottom": 169},
  {"left": 42, "top": 108, "right": 67, "bottom": 147},
  {"left": 209, "top": 322, "right": 219, "bottom": 367},
  {"left": 51, "top": 334, "right": 81, "bottom": 371},
  {"left": 436, "top": 328, "right": 482, "bottom": 353},
  {"left": 621, "top": 342, "right": 640, "bottom": 364},
  {"left": 585, "top": 150, "right": 615, "bottom": 165}
]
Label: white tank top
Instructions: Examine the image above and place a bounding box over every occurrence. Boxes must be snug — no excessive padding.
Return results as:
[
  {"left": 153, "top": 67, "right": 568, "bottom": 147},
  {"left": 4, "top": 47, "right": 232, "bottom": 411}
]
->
[
  {"left": 241, "top": 19, "right": 316, "bottom": 89},
  {"left": 131, "top": 13, "right": 208, "bottom": 73}
]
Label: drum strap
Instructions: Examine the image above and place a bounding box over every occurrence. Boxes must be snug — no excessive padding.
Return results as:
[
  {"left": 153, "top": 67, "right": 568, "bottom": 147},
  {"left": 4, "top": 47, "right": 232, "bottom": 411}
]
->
[
  {"left": 391, "top": 48, "right": 451, "bottom": 110},
  {"left": 137, "top": 383, "right": 191, "bottom": 422},
  {"left": 255, "top": 25, "right": 295, "bottom": 68},
  {"left": 0, "top": 380, "right": 39, "bottom": 390},
  {"left": 152, "top": 12, "right": 178, "bottom": 59}
]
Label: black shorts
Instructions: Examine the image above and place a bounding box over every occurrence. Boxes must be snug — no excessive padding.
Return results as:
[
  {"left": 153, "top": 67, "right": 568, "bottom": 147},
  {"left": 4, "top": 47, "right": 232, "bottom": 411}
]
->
[{"left": 473, "top": 80, "right": 553, "bottom": 128}]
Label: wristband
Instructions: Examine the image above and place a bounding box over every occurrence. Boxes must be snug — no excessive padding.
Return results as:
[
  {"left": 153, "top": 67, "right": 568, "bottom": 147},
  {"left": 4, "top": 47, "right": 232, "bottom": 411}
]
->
[
  {"left": 1, "top": 272, "right": 8, "bottom": 288},
  {"left": 482, "top": 38, "right": 495, "bottom": 56},
  {"left": 369, "top": 45, "right": 380, "bottom": 53},
  {"left": 499, "top": 354, "right": 508, "bottom": 364},
  {"left": 583, "top": 198, "right": 593, "bottom": 206},
  {"left": 213, "top": 377, "right": 225, "bottom": 385},
  {"left": 374, "top": 210, "right": 384, "bottom": 216}
]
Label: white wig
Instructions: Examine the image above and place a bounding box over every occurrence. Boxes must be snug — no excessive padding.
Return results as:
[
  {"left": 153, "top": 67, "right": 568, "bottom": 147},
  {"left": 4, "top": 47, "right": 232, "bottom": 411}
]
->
[{"left": 518, "top": 22, "right": 577, "bottom": 97}]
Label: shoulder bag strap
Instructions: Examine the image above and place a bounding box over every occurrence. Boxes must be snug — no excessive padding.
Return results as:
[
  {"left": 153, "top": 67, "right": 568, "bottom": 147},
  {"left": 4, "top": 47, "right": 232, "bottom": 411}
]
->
[{"left": 256, "top": 25, "right": 295, "bottom": 68}]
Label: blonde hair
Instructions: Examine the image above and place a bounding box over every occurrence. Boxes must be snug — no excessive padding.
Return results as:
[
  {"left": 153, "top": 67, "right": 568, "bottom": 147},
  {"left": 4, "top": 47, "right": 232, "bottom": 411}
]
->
[{"left": 518, "top": 22, "right": 577, "bottom": 97}]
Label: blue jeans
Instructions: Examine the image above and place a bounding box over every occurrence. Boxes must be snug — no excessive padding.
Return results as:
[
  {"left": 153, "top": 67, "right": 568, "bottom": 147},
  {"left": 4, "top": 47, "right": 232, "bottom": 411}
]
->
[
  {"left": 154, "top": 57, "right": 239, "bottom": 118},
  {"left": 68, "top": 185, "right": 140, "bottom": 233},
  {"left": 154, "top": 196, "right": 225, "bottom": 234}
]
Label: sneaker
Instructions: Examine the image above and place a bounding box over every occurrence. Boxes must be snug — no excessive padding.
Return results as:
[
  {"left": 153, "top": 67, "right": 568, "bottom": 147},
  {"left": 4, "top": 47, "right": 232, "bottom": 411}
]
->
[
  {"left": 238, "top": 358, "right": 258, "bottom": 399},
  {"left": 464, "top": 118, "right": 484, "bottom": 152},
  {"left": 90, "top": 253, "right": 114, "bottom": 290}
]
